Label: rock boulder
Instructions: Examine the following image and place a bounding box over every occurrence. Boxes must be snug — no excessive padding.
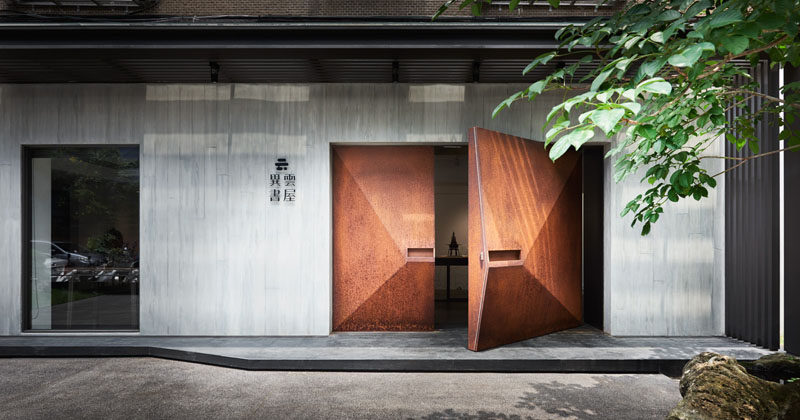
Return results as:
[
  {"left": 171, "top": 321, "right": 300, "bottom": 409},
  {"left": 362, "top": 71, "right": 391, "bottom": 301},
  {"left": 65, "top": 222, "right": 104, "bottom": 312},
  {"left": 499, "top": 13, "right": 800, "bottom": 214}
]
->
[{"left": 667, "top": 352, "right": 800, "bottom": 420}]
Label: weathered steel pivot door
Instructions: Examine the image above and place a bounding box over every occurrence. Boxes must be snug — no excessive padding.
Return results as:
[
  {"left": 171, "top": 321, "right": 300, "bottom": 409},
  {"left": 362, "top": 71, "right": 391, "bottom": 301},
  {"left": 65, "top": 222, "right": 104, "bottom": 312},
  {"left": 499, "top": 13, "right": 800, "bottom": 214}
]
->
[
  {"left": 468, "top": 127, "right": 582, "bottom": 351},
  {"left": 332, "top": 146, "right": 435, "bottom": 331}
]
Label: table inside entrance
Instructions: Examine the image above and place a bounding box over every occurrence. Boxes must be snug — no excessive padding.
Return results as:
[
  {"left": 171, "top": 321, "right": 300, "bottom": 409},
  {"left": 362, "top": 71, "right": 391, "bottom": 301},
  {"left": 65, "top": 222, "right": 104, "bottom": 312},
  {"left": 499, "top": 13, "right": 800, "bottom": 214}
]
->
[{"left": 435, "top": 256, "right": 467, "bottom": 301}]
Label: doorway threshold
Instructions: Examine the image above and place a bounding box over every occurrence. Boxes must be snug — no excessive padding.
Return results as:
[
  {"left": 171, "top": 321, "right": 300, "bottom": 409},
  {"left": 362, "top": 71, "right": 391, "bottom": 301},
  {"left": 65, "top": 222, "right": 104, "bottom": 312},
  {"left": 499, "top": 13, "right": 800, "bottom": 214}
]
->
[{"left": 0, "top": 325, "right": 771, "bottom": 375}]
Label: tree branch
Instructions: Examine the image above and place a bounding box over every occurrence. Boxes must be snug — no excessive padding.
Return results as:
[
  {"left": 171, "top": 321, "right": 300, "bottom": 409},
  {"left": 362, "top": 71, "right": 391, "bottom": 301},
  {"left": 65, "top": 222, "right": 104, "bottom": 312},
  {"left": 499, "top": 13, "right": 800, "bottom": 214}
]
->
[
  {"left": 711, "top": 143, "right": 800, "bottom": 177},
  {"left": 725, "top": 95, "right": 756, "bottom": 112},
  {"left": 698, "top": 35, "right": 790, "bottom": 80},
  {"left": 723, "top": 89, "right": 800, "bottom": 109}
]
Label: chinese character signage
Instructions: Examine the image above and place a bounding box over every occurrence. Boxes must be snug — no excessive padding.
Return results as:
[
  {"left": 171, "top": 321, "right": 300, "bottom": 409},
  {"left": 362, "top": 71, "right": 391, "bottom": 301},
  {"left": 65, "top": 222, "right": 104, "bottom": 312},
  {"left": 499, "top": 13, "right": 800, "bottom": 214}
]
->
[{"left": 269, "top": 157, "right": 296, "bottom": 204}]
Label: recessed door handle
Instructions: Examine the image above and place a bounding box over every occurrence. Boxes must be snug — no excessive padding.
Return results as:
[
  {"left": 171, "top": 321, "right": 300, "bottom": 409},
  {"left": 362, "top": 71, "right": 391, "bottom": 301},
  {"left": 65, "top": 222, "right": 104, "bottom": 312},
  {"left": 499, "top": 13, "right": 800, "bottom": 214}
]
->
[
  {"left": 407, "top": 248, "right": 435, "bottom": 262},
  {"left": 487, "top": 249, "right": 523, "bottom": 267}
]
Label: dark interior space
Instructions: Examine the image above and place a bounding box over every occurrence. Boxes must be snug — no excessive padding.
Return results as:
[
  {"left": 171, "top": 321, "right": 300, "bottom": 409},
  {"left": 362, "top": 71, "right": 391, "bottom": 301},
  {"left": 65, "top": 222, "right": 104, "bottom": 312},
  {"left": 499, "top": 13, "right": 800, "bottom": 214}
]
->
[
  {"left": 434, "top": 145, "right": 469, "bottom": 329},
  {"left": 582, "top": 145, "right": 605, "bottom": 331}
]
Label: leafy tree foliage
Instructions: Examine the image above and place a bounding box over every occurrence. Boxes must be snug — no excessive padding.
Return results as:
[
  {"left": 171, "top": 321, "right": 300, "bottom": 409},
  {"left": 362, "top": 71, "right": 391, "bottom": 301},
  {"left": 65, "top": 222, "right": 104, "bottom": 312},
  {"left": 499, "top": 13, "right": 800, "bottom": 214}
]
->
[{"left": 435, "top": 0, "right": 800, "bottom": 234}]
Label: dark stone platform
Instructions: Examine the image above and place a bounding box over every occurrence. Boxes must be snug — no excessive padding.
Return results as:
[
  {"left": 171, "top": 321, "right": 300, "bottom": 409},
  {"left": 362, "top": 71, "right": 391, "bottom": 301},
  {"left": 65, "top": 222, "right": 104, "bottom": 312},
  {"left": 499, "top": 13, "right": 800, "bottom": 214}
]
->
[{"left": 0, "top": 326, "right": 771, "bottom": 375}]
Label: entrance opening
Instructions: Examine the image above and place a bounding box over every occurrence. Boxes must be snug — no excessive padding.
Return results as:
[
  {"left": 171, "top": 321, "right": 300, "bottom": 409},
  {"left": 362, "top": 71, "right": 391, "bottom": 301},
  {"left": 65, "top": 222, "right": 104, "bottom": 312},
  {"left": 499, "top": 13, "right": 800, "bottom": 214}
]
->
[
  {"left": 331, "top": 141, "right": 604, "bottom": 342},
  {"left": 434, "top": 146, "right": 469, "bottom": 329}
]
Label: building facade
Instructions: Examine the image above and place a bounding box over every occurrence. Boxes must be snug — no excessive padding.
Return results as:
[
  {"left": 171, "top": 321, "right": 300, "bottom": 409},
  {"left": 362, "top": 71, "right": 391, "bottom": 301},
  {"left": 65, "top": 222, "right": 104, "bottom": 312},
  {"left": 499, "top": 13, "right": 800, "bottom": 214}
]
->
[
  {"left": 1, "top": 0, "right": 778, "bottom": 351},
  {"left": 0, "top": 81, "right": 725, "bottom": 338}
]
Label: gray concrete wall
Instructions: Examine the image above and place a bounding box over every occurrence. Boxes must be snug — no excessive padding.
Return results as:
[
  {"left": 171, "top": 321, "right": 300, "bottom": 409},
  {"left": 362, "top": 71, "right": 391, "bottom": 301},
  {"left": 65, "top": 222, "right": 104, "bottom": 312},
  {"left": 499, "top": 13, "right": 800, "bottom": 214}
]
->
[
  {"left": 0, "top": 83, "right": 724, "bottom": 336},
  {"left": 602, "top": 135, "right": 726, "bottom": 336}
]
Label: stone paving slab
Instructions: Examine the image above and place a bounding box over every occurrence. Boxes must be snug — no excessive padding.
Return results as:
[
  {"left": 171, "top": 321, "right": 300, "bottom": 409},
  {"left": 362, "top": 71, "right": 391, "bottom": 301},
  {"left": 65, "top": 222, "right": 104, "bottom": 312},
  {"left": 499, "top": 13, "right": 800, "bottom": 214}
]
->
[
  {"left": 0, "top": 358, "right": 684, "bottom": 420},
  {"left": 0, "top": 326, "right": 772, "bottom": 373}
]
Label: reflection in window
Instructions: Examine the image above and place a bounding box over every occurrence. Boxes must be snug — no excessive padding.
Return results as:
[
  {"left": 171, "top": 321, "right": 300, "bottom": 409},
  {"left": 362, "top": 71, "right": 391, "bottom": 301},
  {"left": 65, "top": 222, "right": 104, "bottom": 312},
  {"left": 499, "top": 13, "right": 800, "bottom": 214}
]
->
[{"left": 28, "top": 147, "right": 139, "bottom": 330}]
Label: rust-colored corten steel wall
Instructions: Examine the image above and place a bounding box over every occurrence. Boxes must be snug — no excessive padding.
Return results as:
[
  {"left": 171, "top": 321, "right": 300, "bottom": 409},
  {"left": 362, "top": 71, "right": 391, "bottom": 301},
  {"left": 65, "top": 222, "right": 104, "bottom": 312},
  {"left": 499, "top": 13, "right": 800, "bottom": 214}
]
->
[
  {"left": 468, "top": 127, "right": 582, "bottom": 351},
  {"left": 332, "top": 146, "right": 435, "bottom": 331}
]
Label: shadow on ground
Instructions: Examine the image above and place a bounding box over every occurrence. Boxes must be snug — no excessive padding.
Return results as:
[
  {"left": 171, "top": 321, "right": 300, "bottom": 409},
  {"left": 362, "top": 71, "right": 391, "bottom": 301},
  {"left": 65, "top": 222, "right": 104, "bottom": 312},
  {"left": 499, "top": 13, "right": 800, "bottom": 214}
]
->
[
  {"left": 419, "top": 375, "right": 679, "bottom": 420},
  {"left": 419, "top": 409, "right": 523, "bottom": 419}
]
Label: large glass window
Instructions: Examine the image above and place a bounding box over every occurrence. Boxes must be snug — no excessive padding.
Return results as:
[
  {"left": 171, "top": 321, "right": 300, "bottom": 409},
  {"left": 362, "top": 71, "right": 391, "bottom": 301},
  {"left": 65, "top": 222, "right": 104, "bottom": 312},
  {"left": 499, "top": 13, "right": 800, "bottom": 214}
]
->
[{"left": 26, "top": 146, "right": 139, "bottom": 330}]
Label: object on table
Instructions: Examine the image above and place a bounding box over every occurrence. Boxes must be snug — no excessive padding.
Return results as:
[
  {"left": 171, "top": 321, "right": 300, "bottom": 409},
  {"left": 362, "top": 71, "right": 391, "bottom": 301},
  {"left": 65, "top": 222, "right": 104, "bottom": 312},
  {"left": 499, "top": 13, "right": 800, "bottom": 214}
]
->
[{"left": 448, "top": 232, "right": 460, "bottom": 257}]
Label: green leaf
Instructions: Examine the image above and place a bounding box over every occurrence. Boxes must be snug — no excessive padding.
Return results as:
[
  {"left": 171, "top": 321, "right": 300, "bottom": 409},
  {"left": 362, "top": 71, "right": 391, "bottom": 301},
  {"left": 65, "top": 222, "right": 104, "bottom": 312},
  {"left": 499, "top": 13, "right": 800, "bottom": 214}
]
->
[
  {"left": 706, "top": 7, "right": 743, "bottom": 30},
  {"left": 784, "top": 22, "right": 799, "bottom": 39},
  {"left": 547, "top": 0, "right": 559, "bottom": 8},
  {"left": 757, "top": 12, "right": 784, "bottom": 30},
  {"left": 619, "top": 102, "right": 642, "bottom": 115},
  {"left": 591, "top": 69, "right": 614, "bottom": 92},
  {"left": 432, "top": 0, "right": 456, "bottom": 20},
  {"left": 549, "top": 128, "right": 594, "bottom": 161},
  {"left": 649, "top": 31, "right": 665, "bottom": 44},
  {"left": 624, "top": 35, "right": 643, "bottom": 50},
  {"left": 545, "top": 117, "right": 570, "bottom": 144},
  {"left": 637, "top": 77, "right": 673, "bottom": 95},
  {"left": 545, "top": 104, "right": 565, "bottom": 126},
  {"left": 663, "top": 18, "right": 686, "bottom": 40},
  {"left": 684, "top": 0, "right": 710, "bottom": 17},
  {"left": 668, "top": 43, "right": 706, "bottom": 67},
  {"left": 687, "top": 31, "right": 704, "bottom": 39},
  {"left": 590, "top": 109, "right": 626, "bottom": 136},
  {"left": 735, "top": 135, "right": 746, "bottom": 150},
  {"left": 554, "top": 24, "right": 572, "bottom": 40},
  {"left": 470, "top": 2, "right": 481, "bottom": 16},
  {"left": 492, "top": 100, "right": 509, "bottom": 119},
  {"left": 492, "top": 93, "right": 522, "bottom": 119},
  {"left": 720, "top": 36, "right": 749, "bottom": 55},
  {"left": 679, "top": 172, "right": 690, "bottom": 188},
  {"left": 622, "top": 89, "right": 637, "bottom": 101},
  {"left": 523, "top": 52, "right": 556, "bottom": 75},
  {"left": 748, "top": 140, "right": 759, "bottom": 154},
  {"left": 641, "top": 58, "right": 667, "bottom": 77},
  {"left": 710, "top": 113, "right": 726, "bottom": 125},
  {"left": 548, "top": 137, "right": 572, "bottom": 162},
  {"left": 615, "top": 57, "right": 636, "bottom": 72},
  {"left": 668, "top": 189, "right": 679, "bottom": 202},
  {"left": 637, "top": 124, "right": 658, "bottom": 139},
  {"left": 509, "top": 0, "right": 521, "bottom": 11},
  {"left": 739, "top": 22, "right": 760, "bottom": 38},
  {"left": 654, "top": 140, "right": 665, "bottom": 153},
  {"left": 658, "top": 10, "right": 681, "bottom": 21},
  {"left": 673, "top": 130, "right": 689, "bottom": 147},
  {"left": 697, "top": 42, "right": 716, "bottom": 52},
  {"left": 527, "top": 80, "right": 547, "bottom": 96},
  {"left": 641, "top": 222, "right": 651, "bottom": 236}
]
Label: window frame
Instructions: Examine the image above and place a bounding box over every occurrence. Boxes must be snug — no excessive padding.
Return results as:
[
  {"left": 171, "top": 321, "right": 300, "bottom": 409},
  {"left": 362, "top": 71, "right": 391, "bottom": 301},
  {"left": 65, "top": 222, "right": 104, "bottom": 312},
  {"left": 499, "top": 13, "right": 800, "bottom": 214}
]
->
[{"left": 21, "top": 144, "right": 141, "bottom": 333}]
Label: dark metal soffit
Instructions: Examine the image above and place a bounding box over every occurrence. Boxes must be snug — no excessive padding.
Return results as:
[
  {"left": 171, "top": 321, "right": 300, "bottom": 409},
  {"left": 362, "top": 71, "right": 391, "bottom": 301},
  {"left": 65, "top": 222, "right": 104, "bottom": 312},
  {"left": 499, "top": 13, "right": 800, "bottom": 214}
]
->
[{"left": 0, "top": 19, "right": 585, "bottom": 83}]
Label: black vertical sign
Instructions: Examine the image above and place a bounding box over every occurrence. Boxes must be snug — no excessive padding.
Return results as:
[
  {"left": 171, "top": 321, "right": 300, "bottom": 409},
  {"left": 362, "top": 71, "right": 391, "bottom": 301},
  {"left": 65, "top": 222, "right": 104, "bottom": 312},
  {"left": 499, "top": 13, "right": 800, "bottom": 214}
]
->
[{"left": 269, "top": 157, "right": 296, "bottom": 204}]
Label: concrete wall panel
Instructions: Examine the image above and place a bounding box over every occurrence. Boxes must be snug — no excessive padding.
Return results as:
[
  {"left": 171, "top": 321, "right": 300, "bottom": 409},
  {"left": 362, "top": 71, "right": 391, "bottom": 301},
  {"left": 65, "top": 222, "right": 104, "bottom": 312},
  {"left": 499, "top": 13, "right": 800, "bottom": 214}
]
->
[{"left": 0, "top": 83, "right": 724, "bottom": 336}]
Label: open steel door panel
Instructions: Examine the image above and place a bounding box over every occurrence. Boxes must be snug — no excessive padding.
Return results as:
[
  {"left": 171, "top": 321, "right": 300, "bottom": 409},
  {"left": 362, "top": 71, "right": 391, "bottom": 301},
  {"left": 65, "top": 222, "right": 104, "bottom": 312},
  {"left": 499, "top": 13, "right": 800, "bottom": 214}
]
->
[{"left": 468, "top": 127, "right": 582, "bottom": 351}]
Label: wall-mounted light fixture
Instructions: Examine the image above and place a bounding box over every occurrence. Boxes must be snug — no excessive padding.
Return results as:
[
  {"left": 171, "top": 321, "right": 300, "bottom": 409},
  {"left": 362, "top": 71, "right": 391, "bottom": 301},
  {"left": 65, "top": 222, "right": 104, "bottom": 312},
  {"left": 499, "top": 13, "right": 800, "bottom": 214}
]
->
[
  {"left": 472, "top": 60, "right": 481, "bottom": 83},
  {"left": 209, "top": 61, "right": 220, "bottom": 83}
]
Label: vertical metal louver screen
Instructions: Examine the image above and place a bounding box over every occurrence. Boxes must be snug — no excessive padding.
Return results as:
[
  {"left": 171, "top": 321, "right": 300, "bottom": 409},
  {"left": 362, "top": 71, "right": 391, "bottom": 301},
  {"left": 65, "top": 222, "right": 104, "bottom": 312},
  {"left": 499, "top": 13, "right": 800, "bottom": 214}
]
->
[
  {"left": 724, "top": 62, "right": 780, "bottom": 350},
  {"left": 785, "top": 65, "right": 800, "bottom": 356}
]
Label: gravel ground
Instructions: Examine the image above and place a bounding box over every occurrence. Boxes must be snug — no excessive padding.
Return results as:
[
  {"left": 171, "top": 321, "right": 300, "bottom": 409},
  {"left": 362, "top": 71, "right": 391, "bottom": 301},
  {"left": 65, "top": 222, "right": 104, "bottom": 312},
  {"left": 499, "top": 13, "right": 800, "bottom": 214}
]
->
[{"left": 0, "top": 358, "right": 681, "bottom": 419}]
